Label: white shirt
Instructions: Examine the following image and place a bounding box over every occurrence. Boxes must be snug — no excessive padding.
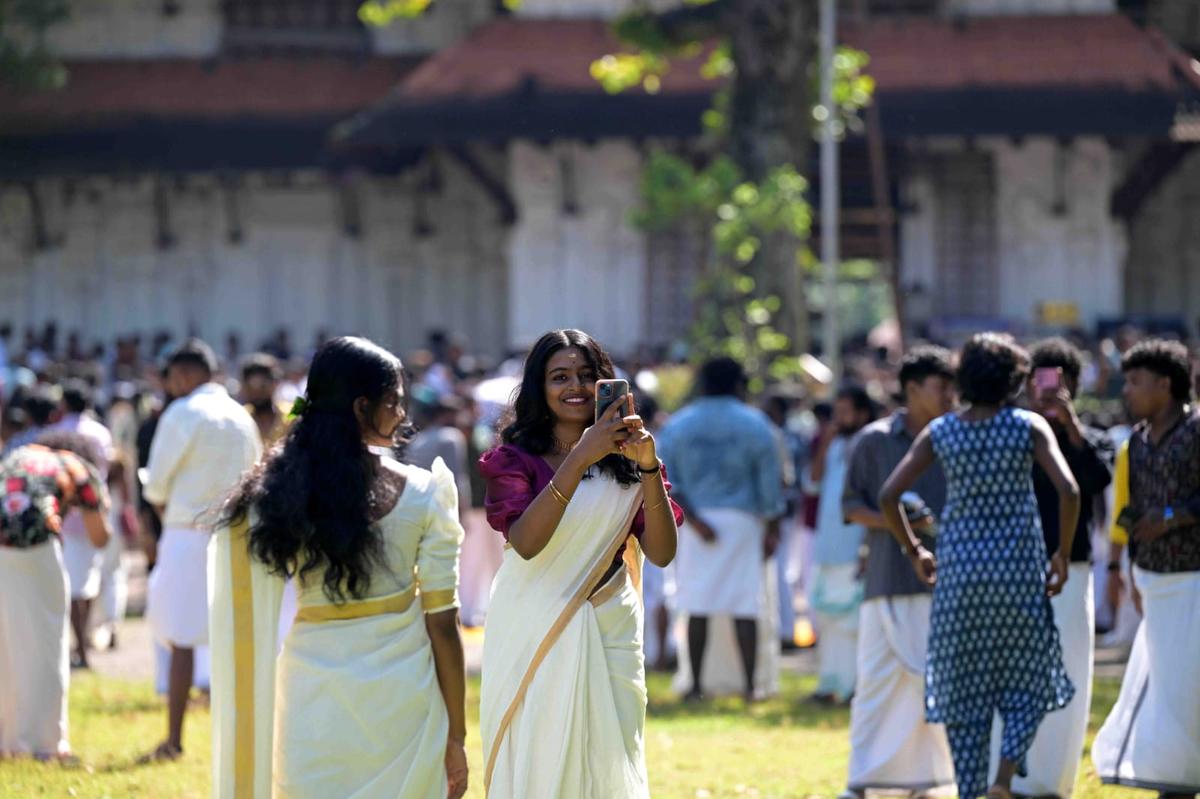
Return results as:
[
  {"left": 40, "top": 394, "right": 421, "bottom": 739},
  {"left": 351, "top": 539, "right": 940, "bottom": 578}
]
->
[{"left": 143, "top": 383, "right": 262, "bottom": 529}]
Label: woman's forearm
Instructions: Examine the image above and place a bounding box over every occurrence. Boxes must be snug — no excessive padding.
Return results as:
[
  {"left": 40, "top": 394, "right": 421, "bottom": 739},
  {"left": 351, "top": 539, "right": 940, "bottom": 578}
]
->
[
  {"left": 640, "top": 472, "right": 677, "bottom": 567},
  {"left": 425, "top": 610, "right": 467, "bottom": 742},
  {"left": 1056, "top": 487, "right": 1081, "bottom": 559},
  {"left": 506, "top": 451, "right": 591, "bottom": 559}
]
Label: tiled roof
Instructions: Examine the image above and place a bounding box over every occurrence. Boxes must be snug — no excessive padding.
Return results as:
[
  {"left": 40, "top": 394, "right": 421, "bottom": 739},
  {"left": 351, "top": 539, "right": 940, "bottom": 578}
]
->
[
  {"left": 0, "top": 55, "right": 419, "bottom": 134},
  {"left": 391, "top": 13, "right": 1200, "bottom": 101}
]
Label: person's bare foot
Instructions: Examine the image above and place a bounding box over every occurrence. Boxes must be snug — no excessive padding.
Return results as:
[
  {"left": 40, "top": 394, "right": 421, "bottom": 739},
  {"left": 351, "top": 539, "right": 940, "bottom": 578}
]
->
[
  {"left": 137, "top": 741, "right": 183, "bottom": 764},
  {"left": 987, "top": 785, "right": 1014, "bottom": 799}
]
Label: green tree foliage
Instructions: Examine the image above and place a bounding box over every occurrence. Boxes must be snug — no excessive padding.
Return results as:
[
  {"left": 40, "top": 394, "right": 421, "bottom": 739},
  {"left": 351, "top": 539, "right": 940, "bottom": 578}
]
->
[
  {"left": 594, "top": 4, "right": 873, "bottom": 379},
  {"left": 0, "top": 0, "right": 69, "bottom": 90}
]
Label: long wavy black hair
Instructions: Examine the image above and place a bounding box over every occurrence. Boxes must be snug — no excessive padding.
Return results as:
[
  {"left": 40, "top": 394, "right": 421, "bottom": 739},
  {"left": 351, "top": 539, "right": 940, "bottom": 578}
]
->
[
  {"left": 501, "top": 329, "right": 639, "bottom": 486},
  {"left": 221, "top": 336, "right": 413, "bottom": 602}
]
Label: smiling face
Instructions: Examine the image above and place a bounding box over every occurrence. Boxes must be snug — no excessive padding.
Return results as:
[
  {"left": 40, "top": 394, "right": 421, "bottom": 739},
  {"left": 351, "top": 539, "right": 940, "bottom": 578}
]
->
[{"left": 544, "top": 347, "right": 598, "bottom": 427}]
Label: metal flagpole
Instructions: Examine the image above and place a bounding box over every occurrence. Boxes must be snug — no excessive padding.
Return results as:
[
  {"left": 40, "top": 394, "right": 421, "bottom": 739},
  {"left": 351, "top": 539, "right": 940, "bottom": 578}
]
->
[{"left": 819, "top": 0, "right": 840, "bottom": 380}]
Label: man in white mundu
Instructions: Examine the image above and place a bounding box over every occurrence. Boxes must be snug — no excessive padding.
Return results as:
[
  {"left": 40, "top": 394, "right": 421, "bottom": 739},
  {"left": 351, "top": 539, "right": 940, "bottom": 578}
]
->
[
  {"left": 840, "top": 347, "right": 957, "bottom": 798},
  {"left": 1092, "top": 340, "right": 1200, "bottom": 798},
  {"left": 658, "top": 357, "right": 785, "bottom": 702},
  {"left": 987, "top": 338, "right": 1113, "bottom": 798},
  {"left": 142, "top": 339, "right": 261, "bottom": 761}
]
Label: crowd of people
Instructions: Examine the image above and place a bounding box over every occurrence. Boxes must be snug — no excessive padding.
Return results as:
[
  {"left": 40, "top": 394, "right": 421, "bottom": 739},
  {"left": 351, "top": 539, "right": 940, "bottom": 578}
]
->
[{"left": 0, "top": 320, "right": 1196, "bottom": 799}]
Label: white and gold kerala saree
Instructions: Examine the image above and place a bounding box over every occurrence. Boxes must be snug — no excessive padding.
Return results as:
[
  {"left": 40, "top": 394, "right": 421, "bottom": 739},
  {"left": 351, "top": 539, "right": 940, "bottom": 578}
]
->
[{"left": 480, "top": 472, "right": 647, "bottom": 799}]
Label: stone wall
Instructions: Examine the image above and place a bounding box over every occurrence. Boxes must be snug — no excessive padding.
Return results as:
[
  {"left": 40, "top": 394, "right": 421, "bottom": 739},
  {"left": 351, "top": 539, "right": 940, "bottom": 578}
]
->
[
  {"left": 948, "top": 0, "right": 1116, "bottom": 14},
  {"left": 507, "top": 140, "right": 649, "bottom": 355},
  {"left": 1124, "top": 148, "right": 1200, "bottom": 328},
  {"left": 0, "top": 154, "right": 510, "bottom": 359},
  {"left": 47, "top": 0, "right": 222, "bottom": 58},
  {"left": 897, "top": 136, "right": 1126, "bottom": 332}
]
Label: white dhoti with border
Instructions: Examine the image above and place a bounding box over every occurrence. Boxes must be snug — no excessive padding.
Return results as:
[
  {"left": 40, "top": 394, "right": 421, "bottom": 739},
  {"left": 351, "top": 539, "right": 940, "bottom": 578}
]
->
[
  {"left": 990, "top": 563, "right": 1093, "bottom": 798},
  {"left": 848, "top": 593, "right": 955, "bottom": 792},
  {"left": 1092, "top": 567, "right": 1200, "bottom": 795}
]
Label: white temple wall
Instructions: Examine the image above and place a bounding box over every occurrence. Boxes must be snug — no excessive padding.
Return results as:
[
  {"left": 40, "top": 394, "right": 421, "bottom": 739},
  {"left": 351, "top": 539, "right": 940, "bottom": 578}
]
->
[
  {"left": 507, "top": 139, "right": 648, "bottom": 355},
  {"left": 0, "top": 157, "right": 510, "bottom": 361}
]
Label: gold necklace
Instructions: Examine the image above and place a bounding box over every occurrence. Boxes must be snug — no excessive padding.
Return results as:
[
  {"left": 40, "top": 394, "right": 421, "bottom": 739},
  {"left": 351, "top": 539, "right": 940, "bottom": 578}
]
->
[{"left": 551, "top": 434, "right": 580, "bottom": 454}]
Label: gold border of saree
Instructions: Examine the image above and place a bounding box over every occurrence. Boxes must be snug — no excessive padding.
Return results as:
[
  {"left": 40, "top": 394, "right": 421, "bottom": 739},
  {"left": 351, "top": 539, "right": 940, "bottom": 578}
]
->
[{"left": 483, "top": 489, "right": 644, "bottom": 792}]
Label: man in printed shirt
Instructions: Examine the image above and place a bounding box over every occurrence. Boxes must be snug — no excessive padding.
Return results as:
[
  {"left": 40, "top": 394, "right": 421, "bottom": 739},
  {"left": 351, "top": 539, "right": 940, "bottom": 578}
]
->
[
  {"left": 142, "top": 339, "right": 261, "bottom": 760},
  {"left": 1093, "top": 339, "right": 1200, "bottom": 797},
  {"left": 658, "top": 357, "right": 785, "bottom": 702}
]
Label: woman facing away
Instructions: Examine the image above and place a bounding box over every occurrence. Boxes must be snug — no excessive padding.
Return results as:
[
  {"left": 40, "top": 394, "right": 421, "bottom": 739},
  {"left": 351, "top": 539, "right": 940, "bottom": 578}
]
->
[
  {"left": 215, "top": 336, "right": 468, "bottom": 799},
  {"left": 478, "top": 329, "right": 682, "bottom": 798},
  {"left": 0, "top": 431, "right": 111, "bottom": 762},
  {"left": 879, "top": 333, "right": 1081, "bottom": 799}
]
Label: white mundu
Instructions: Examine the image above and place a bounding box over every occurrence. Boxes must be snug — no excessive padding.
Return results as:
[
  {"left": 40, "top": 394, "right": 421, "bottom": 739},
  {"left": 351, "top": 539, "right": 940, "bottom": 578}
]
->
[
  {"left": 272, "top": 458, "right": 463, "bottom": 799},
  {"left": 0, "top": 539, "right": 71, "bottom": 757},
  {"left": 144, "top": 382, "right": 261, "bottom": 651},
  {"left": 1092, "top": 567, "right": 1200, "bottom": 795},
  {"left": 847, "top": 594, "right": 955, "bottom": 793},
  {"left": 481, "top": 473, "right": 648, "bottom": 799},
  {"left": 990, "top": 564, "right": 1094, "bottom": 798}
]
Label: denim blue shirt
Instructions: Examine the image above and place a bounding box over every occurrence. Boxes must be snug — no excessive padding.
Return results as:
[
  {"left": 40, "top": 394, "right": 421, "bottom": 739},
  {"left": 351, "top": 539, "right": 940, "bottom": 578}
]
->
[{"left": 658, "top": 397, "right": 786, "bottom": 519}]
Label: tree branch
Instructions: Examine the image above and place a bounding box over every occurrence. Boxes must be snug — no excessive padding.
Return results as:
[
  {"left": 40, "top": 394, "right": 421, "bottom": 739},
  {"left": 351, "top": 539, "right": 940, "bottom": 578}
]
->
[{"left": 614, "top": 0, "right": 732, "bottom": 51}]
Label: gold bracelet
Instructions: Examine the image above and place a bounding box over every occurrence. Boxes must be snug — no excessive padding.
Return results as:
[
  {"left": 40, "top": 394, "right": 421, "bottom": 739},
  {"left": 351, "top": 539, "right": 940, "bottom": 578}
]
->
[
  {"left": 548, "top": 480, "right": 571, "bottom": 507},
  {"left": 645, "top": 496, "right": 667, "bottom": 512}
]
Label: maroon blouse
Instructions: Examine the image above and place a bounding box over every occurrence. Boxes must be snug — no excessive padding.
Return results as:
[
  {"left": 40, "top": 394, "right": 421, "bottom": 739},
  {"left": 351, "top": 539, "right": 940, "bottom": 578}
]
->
[{"left": 478, "top": 444, "right": 684, "bottom": 566}]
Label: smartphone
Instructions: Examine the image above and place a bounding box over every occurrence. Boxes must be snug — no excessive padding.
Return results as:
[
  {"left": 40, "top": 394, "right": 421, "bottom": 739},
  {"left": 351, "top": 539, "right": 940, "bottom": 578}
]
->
[
  {"left": 595, "top": 379, "right": 630, "bottom": 423},
  {"left": 1115, "top": 506, "right": 1139, "bottom": 532},
  {"left": 1033, "top": 367, "right": 1062, "bottom": 417}
]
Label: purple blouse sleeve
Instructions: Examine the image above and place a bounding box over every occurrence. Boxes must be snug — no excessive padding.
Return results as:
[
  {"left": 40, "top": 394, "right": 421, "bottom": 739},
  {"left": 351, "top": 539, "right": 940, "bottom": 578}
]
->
[
  {"left": 478, "top": 445, "right": 537, "bottom": 539},
  {"left": 629, "top": 465, "right": 686, "bottom": 540}
]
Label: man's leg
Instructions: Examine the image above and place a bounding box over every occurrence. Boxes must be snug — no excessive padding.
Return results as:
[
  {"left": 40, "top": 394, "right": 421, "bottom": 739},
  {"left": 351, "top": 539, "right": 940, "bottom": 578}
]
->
[
  {"left": 733, "top": 617, "right": 757, "bottom": 698},
  {"left": 69, "top": 598, "right": 91, "bottom": 668},
  {"left": 686, "top": 615, "right": 709, "bottom": 698},
  {"left": 166, "top": 645, "right": 194, "bottom": 752}
]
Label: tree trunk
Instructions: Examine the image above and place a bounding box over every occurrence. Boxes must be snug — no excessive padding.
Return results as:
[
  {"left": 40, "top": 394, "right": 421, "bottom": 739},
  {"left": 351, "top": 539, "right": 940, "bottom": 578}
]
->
[{"left": 727, "top": 0, "right": 818, "bottom": 356}]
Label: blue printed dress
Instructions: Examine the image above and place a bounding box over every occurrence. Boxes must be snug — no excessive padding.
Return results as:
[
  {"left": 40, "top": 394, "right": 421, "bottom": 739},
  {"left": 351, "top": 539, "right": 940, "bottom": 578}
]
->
[{"left": 926, "top": 408, "right": 1074, "bottom": 799}]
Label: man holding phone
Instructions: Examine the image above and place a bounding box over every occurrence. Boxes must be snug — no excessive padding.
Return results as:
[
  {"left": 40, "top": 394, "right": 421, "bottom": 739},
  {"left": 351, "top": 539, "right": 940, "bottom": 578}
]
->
[{"left": 1005, "top": 337, "right": 1113, "bottom": 798}]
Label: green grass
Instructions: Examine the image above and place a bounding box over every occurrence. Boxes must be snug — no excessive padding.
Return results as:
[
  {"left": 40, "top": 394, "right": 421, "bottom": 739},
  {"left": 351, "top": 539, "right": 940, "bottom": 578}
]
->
[{"left": 0, "top": 671, "right": 1141, "bottom": 798}]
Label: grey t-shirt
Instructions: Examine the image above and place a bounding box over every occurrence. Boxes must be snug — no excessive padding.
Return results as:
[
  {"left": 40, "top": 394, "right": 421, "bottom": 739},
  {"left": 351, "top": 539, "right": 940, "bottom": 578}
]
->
[{"left": 842, "top": 411, "right": 947, "bottom": 601}]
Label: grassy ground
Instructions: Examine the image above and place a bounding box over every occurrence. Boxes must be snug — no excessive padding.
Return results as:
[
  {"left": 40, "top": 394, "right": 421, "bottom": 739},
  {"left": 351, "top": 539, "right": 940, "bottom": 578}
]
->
[{"left": 1, "top": 671, "right": 1139, "bottom": 799}]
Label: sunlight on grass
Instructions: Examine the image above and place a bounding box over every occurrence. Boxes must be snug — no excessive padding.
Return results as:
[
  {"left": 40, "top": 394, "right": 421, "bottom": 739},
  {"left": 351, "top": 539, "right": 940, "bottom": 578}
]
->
[{"left": 0, "top": 670, "right": 1137, "bottom": 798}]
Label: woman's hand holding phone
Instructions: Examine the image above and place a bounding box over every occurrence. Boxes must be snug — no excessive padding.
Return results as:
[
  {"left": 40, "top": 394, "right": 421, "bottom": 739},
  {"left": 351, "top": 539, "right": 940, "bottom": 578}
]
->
[
  {"left": 619, "top": 395, "right": 659, "bottom": 470},
  {"left": 575, "top": 398, "right": 633, "bottom": 467}
]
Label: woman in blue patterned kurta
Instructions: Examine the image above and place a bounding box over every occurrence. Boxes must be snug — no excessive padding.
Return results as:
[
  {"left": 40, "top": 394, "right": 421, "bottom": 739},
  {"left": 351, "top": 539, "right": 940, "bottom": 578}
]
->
[{"left": 879, "top": 333, "right": 1081, "bottom": 799}]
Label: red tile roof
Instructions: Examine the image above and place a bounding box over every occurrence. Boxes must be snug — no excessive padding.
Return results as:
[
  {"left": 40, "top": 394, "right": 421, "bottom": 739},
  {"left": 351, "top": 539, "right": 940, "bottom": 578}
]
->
[
  {"left": 391, "top": 13, "right": 1200, "bottom": 101},
  {"left": 845, "top": 13, "right": 1200, "bottom": 94},
  {"left": 0, "top": 56, "right": 419, "bottom": 134}
]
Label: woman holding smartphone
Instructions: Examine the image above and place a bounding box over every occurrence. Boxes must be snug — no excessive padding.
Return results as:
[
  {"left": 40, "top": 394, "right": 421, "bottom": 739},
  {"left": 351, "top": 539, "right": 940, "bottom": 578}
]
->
[{"left": 478, "top": 328, "right": 682, "bottom": 798}]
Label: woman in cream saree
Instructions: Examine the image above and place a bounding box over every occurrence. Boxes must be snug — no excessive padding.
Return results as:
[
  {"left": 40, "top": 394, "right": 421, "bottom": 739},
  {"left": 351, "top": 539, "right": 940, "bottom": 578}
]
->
[
  {"left": 479, "top": 330, "right": 682, "bottom": 799},
  {"left": 212, "top": 337, "right": 468, "bottom": 799}
]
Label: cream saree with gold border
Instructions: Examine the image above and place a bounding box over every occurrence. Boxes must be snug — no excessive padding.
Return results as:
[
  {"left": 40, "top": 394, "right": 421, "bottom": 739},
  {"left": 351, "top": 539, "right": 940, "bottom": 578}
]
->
[{"left": 480, "top": 473, "right": 647, "bottom": 799}]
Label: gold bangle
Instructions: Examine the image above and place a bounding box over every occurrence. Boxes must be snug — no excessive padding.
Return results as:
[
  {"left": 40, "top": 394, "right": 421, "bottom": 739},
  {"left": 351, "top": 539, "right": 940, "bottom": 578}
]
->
[
  {"left": 548, "top": 480, "right": 571, "bottom": 507},
  {"left": 645, "top": 497, "right": 667, "bottom": 513}
]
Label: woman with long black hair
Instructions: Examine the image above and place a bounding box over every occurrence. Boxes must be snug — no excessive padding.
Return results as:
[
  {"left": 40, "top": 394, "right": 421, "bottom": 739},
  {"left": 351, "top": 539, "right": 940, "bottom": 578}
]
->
[
  {"left": 478, "top": 329, "right": 682, "bottom": 798},
  {"left": 210, "top": 336, "right": 467, "bottom": 799}
]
